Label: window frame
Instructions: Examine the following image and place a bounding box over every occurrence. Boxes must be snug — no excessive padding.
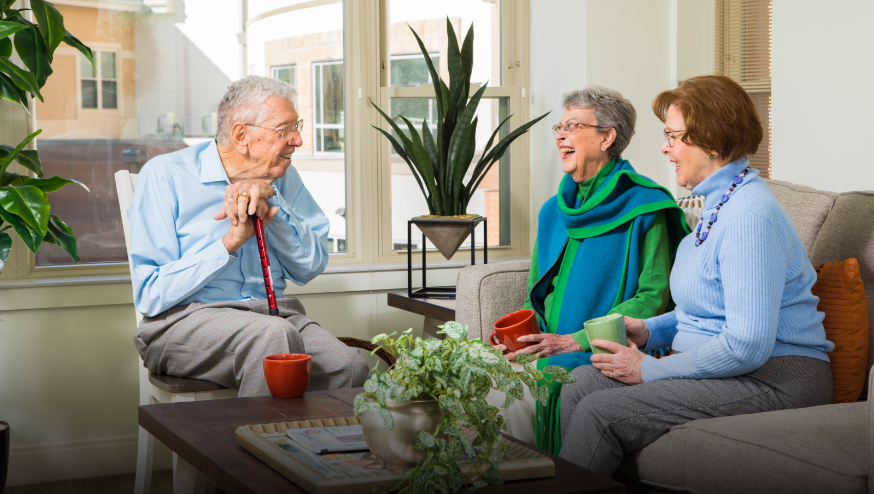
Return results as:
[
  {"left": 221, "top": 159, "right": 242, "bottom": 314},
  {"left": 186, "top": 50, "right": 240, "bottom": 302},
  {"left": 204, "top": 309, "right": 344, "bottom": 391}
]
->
[
  {"left": 0, "top": 0, "right": 532, "bottom": 280},
  {"left": 270, "top": 64, "right": 298, "bottom": 107}
]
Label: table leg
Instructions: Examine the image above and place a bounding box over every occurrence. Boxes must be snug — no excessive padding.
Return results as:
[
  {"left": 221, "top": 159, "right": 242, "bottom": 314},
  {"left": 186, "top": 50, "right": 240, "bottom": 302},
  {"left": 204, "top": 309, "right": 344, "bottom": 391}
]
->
[
  {"left": 423, "top": 317, "right": 447, "bottom": 340},
  {"left": 173, "top": 456, "right": 206, "bottom": 494},
  {"left": 134, "top": 426, "right": 154, "bottom": 494}
]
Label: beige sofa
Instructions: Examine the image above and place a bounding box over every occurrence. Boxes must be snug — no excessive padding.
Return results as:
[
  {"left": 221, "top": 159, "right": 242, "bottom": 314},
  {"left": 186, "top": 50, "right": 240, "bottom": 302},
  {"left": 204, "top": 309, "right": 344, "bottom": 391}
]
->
[{"left": 455, "top": 180, "right": 874, "bottom": 493}]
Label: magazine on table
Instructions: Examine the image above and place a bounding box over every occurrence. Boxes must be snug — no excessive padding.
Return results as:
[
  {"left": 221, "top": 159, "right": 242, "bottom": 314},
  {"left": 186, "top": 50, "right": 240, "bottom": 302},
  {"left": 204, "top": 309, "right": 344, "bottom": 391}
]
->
[
  {"left": 275, "top": 440, "right": 341, "bottom": 477},
  {"left": 318, "top": 450, "right": 388, "bottom": 475},
  {"left": 285, "top": 425, "right": 370, "bottom": 454}
]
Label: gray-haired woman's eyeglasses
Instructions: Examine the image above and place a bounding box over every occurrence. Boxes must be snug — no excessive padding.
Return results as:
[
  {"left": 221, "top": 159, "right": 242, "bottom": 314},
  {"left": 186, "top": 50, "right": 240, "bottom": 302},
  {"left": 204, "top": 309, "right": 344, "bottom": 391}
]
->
[
  {"left": 247, "top": 119, "right": 305, "bottom": 141},
  {"left": 552, "top": 121, "right": 604, "bottom": 137},
  {"left": 663, "top": 128, "right": 685, "bottom": 147}
]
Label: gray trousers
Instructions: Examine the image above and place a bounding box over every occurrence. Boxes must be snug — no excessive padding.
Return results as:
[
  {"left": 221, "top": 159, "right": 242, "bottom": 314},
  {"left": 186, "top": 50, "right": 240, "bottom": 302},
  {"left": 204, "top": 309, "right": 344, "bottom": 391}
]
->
[
  {"left": 134, "top": 298, "right": 368, "bottom": 397},
  {"left": 560, "top": 356, "right": 833, "bottom": 477}
]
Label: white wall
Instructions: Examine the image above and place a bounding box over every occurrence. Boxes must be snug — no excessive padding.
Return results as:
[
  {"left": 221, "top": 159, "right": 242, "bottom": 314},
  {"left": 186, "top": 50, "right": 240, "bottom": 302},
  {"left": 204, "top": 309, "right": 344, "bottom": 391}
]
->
[
  {"left": 528, "top": 0, "right": 587, "bottom": 229},
  {"left": 529, "top": 0, "right": 702, "bottom": 232},
  {"left": 772, "top": 0, "right": 874, "bottom": 192}
]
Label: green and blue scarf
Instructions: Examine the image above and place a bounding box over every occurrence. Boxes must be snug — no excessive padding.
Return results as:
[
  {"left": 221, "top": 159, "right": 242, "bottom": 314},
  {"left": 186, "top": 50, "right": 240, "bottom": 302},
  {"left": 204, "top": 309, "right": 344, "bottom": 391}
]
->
[{"left": 530, "top": 158, "right": 687, "bottom": 454}]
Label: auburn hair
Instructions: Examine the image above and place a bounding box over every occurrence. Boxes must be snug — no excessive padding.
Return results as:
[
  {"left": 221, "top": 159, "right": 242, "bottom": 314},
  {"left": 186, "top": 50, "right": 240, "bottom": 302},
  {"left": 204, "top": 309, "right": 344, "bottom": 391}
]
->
[{"left": 652, "top": 75, "right": 763, "bottom": 163}]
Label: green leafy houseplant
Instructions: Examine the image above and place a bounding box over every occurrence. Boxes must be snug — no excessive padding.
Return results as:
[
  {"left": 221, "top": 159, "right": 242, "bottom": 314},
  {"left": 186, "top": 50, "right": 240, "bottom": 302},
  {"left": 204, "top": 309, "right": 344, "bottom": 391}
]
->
[
  {"left": 353, "top": 322, "right": 575, "bottom": 493},
  {"left": 371, "top": 19, "right": 549, "bottom": 216},
  {"left": 0, "top": 0, "right": 92, "bottom": 273}
]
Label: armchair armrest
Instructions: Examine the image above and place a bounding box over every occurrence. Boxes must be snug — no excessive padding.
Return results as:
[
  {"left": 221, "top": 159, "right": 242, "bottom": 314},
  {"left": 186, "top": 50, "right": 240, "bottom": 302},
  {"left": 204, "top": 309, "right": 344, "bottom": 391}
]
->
[
  {"left": 455, "top": 260, "right": 531, "bottom": 342},
  {"left": 868, "top": 365, "right": 874, "bottom": 494}
]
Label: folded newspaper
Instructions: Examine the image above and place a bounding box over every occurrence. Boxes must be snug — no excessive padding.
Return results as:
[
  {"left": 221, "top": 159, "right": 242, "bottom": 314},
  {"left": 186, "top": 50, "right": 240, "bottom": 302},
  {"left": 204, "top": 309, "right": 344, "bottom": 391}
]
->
[{"left": 286, "top": 425, "right": 370, "bottom": 454}]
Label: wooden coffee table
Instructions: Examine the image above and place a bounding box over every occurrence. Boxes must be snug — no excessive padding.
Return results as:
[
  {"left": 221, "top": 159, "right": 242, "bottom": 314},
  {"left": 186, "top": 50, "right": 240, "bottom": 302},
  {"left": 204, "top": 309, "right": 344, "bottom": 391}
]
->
[{"left": 139, "top": 388, "right": 624, "bottom": 494}]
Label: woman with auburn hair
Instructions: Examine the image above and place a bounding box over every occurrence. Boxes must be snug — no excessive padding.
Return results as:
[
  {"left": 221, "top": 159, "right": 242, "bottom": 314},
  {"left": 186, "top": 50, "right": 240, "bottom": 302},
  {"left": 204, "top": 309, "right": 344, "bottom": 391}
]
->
[{"left": 558, "top": 75, "right": 835, "bottom": 476}]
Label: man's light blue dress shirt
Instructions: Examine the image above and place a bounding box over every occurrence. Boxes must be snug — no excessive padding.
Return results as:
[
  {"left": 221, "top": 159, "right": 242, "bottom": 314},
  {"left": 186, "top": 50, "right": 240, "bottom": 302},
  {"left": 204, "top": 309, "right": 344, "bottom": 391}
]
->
[{"left": 128, "top": 140, "right": 330, "bottom": 317}]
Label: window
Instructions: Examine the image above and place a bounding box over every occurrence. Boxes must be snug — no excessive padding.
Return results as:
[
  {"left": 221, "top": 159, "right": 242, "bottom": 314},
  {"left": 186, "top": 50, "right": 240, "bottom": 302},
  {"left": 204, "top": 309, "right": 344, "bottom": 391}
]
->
[
  {"left": 312, "top": 61, "right": 345, "bottom": 154},
  {"left": 385, "top": 1, "right": 511, "bottom": 254},
  {"left": 6, "top": 0, "right": 530, "bottom": 279},
  {"left": 271, "top": 65, "right": 297, "bottom": 107},
  {"left": 713, "top": 0, "right": 772, "bottom": 177},
  {"left": 271, "top": 65, "right": 296, "bottom": 85},
  {"left": 80, "top": 51, "right": 118, "bottom": 110},
  {"left": 389, "top": 53, "right": 440, "bottom": 145}
]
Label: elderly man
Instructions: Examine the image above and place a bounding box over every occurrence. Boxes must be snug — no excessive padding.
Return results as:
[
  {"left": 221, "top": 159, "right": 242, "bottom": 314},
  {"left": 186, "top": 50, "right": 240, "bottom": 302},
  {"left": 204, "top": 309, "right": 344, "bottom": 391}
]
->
[{"left": 128, "top": 76, "right": 368, "bottom": 396}]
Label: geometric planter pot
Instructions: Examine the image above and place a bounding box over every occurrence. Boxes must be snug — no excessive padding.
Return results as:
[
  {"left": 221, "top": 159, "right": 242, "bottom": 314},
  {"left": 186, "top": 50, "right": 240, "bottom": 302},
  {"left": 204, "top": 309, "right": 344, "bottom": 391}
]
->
[
  {"left": 407, "top": 215, "right": 488, "bottom": 299},
  {"left": 414, "top": 215, "right": 479, "bottom": 260}
]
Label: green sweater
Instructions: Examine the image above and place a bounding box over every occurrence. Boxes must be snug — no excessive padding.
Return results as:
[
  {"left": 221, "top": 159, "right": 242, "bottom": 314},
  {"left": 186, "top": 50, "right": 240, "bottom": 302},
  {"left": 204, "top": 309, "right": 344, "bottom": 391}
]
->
[{"left": 522, "top": 162, "right": 672, "bottom": 350}]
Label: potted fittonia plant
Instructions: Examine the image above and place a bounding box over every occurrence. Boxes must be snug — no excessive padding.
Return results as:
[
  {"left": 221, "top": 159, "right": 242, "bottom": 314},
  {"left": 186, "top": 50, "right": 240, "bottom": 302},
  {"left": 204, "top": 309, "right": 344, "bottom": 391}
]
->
[
  {"left": 371, "top": 19, "right": 549, "bottom": 259},
  {"left": 353, "top": 322, "right": 575, "bottom": 493},
  {"left": 0, "top": 0, "right": 91, "bottom": 273}
]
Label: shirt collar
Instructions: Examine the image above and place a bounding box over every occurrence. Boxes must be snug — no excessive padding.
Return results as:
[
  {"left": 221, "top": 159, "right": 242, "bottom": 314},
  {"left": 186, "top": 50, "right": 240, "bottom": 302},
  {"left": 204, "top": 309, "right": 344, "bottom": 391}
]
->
[
  {"left": 199, "top": 140, "right": 231, "bottom": 185},
  {"left": 692, "top": 156, "right": 758, "bottom": 209}
]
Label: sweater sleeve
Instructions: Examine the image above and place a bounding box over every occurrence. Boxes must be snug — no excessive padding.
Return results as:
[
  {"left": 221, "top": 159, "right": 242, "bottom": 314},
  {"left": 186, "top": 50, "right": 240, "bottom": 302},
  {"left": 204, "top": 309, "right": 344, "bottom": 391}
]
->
[{"left": 641, "top": 213, "right": 786, "bottom": 382}]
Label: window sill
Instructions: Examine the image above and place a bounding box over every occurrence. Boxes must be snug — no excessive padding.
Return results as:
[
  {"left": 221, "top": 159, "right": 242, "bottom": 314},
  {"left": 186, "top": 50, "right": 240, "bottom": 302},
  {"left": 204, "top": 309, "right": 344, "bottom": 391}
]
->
[
  {"left": 0, "top": 275, "right": 132, "bottom": 290},
  {"left": 0, "top": 257, "right": 527, "bottom": 311}
]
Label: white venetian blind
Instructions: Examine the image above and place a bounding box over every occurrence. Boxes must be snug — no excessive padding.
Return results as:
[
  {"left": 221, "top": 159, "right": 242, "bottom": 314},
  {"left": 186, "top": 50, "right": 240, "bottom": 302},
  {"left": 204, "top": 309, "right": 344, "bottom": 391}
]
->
[{"left": 712, "top": 0, "right": 772, "bottom": 178}]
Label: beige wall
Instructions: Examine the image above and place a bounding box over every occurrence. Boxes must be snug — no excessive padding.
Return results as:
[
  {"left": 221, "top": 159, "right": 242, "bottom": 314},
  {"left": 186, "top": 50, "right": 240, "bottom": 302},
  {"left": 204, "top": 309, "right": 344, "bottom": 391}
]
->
[{"left": 0, "top": 266, "right": 461, "bottom": 486}]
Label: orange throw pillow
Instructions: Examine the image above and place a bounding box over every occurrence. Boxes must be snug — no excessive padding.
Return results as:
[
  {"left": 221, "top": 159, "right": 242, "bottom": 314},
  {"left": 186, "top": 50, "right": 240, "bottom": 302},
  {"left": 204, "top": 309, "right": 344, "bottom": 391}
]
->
[{"left": 812, "top": 258, "right": 870, "bottom": 403}]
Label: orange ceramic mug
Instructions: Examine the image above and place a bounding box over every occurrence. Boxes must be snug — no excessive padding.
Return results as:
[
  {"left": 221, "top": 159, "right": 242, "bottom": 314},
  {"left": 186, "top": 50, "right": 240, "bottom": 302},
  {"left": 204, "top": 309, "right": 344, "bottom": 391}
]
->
[
  {"left": 263, "top": 354, "right": 311, "bottom": 399},
  {"left": 489, "top": 309, "right": 539, "bottom": 353}
]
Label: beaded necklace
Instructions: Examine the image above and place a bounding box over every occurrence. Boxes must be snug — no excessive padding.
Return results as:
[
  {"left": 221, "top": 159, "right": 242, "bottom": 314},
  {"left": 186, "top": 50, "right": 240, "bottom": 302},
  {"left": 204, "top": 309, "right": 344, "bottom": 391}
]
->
[{"left": 694, "top": 166, "right": 751, "bottom": 246}]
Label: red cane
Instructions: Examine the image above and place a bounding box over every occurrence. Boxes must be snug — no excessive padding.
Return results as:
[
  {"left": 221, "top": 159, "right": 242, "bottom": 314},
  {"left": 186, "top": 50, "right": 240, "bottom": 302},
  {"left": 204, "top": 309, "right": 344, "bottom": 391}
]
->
[{"left": 254, "top": 217, "right": 279, "bottom": 316}]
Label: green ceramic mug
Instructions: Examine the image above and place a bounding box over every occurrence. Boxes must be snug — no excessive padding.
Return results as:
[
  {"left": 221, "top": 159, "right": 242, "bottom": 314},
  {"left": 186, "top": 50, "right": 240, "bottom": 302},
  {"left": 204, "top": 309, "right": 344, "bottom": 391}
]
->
[{"left": 584, "top": 313, "right": 627, "bottom": 354}]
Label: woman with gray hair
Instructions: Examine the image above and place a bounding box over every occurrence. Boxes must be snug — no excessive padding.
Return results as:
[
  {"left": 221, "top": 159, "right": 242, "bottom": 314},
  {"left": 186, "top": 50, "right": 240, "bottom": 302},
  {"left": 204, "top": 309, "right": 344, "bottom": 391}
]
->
[{"left": 495, "top": 86, "right": 688, "bottom": 454}]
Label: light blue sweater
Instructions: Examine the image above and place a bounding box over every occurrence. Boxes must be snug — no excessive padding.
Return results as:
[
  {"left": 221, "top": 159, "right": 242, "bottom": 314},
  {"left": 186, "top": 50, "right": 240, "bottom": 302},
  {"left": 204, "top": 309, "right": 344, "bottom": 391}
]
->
[{"left": 641, "top": 158, "right": 834, "bottom": 382}]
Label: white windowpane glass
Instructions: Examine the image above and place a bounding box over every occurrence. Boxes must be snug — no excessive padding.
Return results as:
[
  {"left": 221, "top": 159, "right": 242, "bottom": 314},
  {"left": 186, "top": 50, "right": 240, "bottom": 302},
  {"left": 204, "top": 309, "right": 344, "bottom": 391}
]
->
[
  {"left": 389, "top": 96, "right": 510, "bottom": 250},
  {"left": 270, "top": 65, "right": 297, "bottom": 107},
  {"left": 248, "top": 1, "right": 347, "bottom": 252},
  {"left": 101, "top": 51, "right": 116, "bottom": 79},
  {"left": 102, "top": 80, "right": 117, "bottom": 109},
  {"left": 388, "top": 1, "right": 505, "bottom": 253},
  {"left": 80, "top": 52, "right": 95, "bottom": 78},
  {"left": 34, "top": 0, "right": 291, "bottom": 265},
  {"left": 81, "top": 79, "right": 97, "bottom": 108},
  {"left": 271, "top": 65, "right": 295, "bottom": 84},
  {"left": 389, "top": 0, "right": 501, "bottom": 87},
  {"left": 390, "top": 54, "right": 438, "bottom": 87}
]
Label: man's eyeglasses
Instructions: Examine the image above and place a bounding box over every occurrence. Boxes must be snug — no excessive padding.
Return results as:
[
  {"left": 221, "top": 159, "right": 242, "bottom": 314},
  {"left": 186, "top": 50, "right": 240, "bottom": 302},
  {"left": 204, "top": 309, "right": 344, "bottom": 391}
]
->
[
  {"left": 663, "top": 128, "right": 685, "bottom": 147},
  {"left": 247, "top": 119, "right": 305, "bottom": 141},
  {"left": 552, "top": 121, "right": 604, "bottom": 137}
]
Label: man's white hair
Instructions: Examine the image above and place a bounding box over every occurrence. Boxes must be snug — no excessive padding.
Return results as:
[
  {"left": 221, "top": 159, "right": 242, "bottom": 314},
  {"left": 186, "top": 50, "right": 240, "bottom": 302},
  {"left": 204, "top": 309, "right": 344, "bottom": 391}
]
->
[{"left": 216, "top": 75, "right": 297, "bottom": 145}]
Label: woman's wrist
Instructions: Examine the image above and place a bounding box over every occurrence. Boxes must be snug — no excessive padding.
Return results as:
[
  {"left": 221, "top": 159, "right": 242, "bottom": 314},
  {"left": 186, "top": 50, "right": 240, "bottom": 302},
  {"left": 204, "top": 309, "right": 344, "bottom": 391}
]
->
[{"left": 561, "top": 334, "right": 583, "bottom": 354}]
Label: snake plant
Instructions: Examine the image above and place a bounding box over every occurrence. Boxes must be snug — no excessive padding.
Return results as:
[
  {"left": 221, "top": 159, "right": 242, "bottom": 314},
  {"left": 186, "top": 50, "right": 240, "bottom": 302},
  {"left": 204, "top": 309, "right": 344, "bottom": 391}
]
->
[
  {"left": 372, "top": 19, "right": 549, "bottom": 216},
  {"left": 0, "top": 0, "right": 91, "bottom": 272}
]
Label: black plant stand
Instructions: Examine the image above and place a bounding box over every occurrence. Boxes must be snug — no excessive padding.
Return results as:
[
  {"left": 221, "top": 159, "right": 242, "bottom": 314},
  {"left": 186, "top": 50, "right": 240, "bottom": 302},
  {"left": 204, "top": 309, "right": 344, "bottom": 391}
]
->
[{"left": 407, "top": 216, "right": 488, "bottom": 299}]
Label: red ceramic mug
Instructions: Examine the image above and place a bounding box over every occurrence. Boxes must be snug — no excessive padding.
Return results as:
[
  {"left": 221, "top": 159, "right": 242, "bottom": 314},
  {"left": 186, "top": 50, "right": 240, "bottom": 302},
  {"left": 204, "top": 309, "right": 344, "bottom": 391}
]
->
[
  {"left": 489, "top": 309, "right": 539, "bottom": 353},
  {"left": 263, "top": 354, "right": 311, "bottom": 399}
]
